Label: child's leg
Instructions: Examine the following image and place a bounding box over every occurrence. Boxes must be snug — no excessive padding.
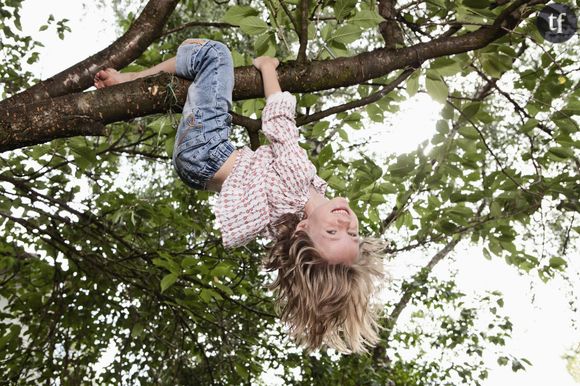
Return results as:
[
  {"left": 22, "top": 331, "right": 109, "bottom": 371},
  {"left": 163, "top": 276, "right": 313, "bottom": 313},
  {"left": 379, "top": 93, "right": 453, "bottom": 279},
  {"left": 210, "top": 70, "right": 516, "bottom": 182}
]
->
[
  {"left": 172, "top": 39, "right": 235, "bottom": 191},
  {"left": 93, "top": 58, "right": 177, "bottom": 88}
]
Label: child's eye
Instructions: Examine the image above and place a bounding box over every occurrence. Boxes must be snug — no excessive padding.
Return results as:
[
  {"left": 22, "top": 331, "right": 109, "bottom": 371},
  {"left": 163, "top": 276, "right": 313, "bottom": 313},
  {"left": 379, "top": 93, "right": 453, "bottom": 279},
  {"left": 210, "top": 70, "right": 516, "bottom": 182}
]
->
[
  {"left": 348, "top": 232, "right": 357, "bottom": 237},
  {"left": 326, "top": 230, "right": 337, "bottom": 235}
]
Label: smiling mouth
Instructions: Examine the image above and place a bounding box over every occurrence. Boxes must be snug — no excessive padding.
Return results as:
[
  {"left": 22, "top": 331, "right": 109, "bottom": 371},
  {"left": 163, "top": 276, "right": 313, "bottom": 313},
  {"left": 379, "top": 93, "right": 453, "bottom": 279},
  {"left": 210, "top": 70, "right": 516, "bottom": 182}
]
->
[{"left": 331, "top": 208, "right": 350, "bottom": 217}]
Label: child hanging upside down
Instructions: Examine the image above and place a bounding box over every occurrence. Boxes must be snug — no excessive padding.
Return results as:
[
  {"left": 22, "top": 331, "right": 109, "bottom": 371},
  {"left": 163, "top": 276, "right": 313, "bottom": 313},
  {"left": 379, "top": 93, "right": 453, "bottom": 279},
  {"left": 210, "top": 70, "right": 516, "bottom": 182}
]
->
[{"left": 94, "top": 38, "right": 386, "bottom": 354}]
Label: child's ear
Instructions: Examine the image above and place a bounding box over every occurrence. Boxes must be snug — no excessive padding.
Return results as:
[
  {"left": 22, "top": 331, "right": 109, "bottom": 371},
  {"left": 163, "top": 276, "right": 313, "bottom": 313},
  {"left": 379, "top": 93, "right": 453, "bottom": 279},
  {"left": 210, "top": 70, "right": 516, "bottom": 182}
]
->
[{"left": 295, "top": 219, "right": 308, "bottom": 233}]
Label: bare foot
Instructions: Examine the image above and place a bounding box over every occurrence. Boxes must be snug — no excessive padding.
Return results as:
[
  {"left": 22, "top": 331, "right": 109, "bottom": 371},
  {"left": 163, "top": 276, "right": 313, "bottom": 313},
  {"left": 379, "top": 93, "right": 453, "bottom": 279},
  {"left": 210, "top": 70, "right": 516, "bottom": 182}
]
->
[{"left": 93, "top": 68, "right": 136, "bottom": 89}]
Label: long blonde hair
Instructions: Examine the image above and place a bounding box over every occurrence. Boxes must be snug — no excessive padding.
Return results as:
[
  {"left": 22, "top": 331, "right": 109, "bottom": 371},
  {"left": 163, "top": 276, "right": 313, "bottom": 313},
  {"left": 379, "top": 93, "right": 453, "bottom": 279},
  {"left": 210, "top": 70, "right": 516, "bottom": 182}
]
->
[{"left": 265, "top": 213, "right": 387, "bottom": 353}]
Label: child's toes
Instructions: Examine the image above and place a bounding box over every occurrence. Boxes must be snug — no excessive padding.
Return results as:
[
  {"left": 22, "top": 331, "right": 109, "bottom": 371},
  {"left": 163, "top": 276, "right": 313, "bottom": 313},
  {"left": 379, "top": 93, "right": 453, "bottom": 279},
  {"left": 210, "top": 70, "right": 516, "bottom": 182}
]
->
[
  {"left": 102, "top": 69, "right": 119, "bottom": 86},
  {"left": 97, "top": 69, "right": 109, "bottom": 80}
]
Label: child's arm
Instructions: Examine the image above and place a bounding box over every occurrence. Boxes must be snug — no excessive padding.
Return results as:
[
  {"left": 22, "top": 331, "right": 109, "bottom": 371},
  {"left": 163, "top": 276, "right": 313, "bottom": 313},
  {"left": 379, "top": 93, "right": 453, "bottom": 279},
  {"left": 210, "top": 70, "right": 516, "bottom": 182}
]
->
[
  {"left": 253, "top": 56, "right": 281, "bottom": 98},
  {"left": 253, "top": 56, "right": 297, "bottom": 148}
]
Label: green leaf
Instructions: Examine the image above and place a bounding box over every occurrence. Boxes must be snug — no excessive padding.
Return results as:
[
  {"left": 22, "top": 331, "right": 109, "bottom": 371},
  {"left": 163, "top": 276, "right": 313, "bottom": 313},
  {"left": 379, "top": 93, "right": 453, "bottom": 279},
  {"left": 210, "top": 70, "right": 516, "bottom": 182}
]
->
[
  {"left": 181, "top": 257, "right": 197, "bottom": 269},
  {"left": 338, "top": 128, "right": 349, "bottom": 142},
  {"left": 160, "top": 273, "right": 178, "bottom": 293},
  {"left": 200, "top": 288, "right": 222, "bottom": 302},
  {"left": 511, "top": 359, "right": 525, "bottom": 372},
  {"left": 520, "top": 118, "right": 538, "bottom": 133},
  {"left": 366, "top": 103, "right": 384, "bottom": 122},
  {"left": 463, "top": 0, "right": 490, "bottom": 9},
  {"left": 222, "top": 5, "right": 260, "bottom": 25},
  {"left": 70, "top": 141, "right": 97, "bottom": 169},
  {"left": 148, "top": 116, "right": 173, "bottom": 135},
  {"left": 254, "top": 32, "right": 276, "bottom": 57},
  {"left": 425, "top": 75, "right": 448, "bottom": 104},
  {"left": 165, "top": 136, "right": 175, "bottom": 158},
  {"left": 458, "top": 126, "right": 480, "bottom": 140},
  {"left": 153, "top": 256, "right": 180, "bottom": 274},
  {"left": 333, "top": 0, "right": 357, "bottom": 22},
  {"left": 213, "top": 282, "right": 234, "bottom": 296},
  {"left": 311, "top": 120, "right": 329, "bottom": 138},
  {"left": 483, "top": 248, "right": 492, "bottom": 260},
  {"left": 239, "top": 16, "right": 269, "bottom": 35},
  {"left": 131, "top": 323, "right": 145, "bottom": 337},
  {"left": 430, "top": 57, "right": 462, "bottom": 77},
  {"left": 379, "top": 182, "right": 397, "bottom": 194},
  {"left": 210, "top": 262, "right": 233, "bottom": 277},
  {"left": 389, "top": 154, "right": 416, "bottom": 178},
  {"left": 462, "top": 102, "right": 481, "bottom": 120},
  {"left": 548, "top": 146, "right": 574, "bottom": 159},
  {"left": 341, "top": 112, "right": 363, "bottom": 129},
  {"left": 406, "top": 71, "right": 420, "bottom": 96},
  {"left": 235, "top": 363, "right": 249, "bottom": 379},
  {"left": 349, "top": 10, "right": 384, "bottom": 28},
  {"left": 328, "top": 24, "right": 362, "bottom": 44},
  {"left": 549, "top": 256, "right": 567, "bottom": 269},
  {"left": 299, "top": 94, "right": 320, "bottom": 108},
  {"left": 318, "top": 144, "right": 333, "bottom": 165},
  {"left": 359, "top": 193, "right": 386, "bottom": 205},
  {"left": 327, "top": 175, "right": 347, "bottom": 191},
  {"left": 448, "top": 206, "right": 473, "bottom": 217},
  {"left": 480, "top": 53, "right": 512, "bottom": 79}
]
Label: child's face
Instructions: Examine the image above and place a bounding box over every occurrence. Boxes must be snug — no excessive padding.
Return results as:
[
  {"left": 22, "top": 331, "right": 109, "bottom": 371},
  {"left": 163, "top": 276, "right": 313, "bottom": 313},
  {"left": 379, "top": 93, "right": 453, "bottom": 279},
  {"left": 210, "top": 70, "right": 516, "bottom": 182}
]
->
[{"left": 296, "top": 197, "right": 359, "bottom": 265}]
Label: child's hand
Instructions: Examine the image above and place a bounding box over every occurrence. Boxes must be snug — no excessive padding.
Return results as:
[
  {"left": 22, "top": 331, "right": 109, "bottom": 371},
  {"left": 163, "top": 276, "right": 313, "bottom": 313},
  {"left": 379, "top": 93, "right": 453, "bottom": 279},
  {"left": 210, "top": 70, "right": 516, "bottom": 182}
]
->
[{"left": 253, "top": 56, "right": 280, "bottom": 71}]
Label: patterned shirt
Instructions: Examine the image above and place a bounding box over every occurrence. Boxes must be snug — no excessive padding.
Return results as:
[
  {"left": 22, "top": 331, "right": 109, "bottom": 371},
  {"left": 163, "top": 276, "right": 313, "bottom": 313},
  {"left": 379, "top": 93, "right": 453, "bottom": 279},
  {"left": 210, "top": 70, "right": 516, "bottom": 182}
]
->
[{"left": 215, "top": 91, "right": 327, "bottom": 248}]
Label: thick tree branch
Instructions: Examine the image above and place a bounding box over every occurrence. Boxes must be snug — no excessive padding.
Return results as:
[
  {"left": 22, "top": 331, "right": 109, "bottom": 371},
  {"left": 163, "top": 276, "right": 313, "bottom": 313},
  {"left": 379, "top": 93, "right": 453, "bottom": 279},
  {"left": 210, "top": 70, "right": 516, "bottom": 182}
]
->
[
  {"left": 296, "top": 68, "right": 415, "bottom": 127},
  {"left": 378, "top": 0, "right": 404, "bottom": 49},
  {"left": 0, "top": 0, "right": 180, "bottom": 109},
  {"left": 0, "top": 0, "right": 546, "bottom": 152}
]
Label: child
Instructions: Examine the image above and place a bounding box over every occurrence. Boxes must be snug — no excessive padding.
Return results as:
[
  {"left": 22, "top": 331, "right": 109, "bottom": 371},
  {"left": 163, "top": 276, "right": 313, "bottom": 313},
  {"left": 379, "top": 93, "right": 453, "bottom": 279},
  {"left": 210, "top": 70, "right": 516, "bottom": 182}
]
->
[{"left": 94, "top": 38, "right": 385, "bottom": 353}]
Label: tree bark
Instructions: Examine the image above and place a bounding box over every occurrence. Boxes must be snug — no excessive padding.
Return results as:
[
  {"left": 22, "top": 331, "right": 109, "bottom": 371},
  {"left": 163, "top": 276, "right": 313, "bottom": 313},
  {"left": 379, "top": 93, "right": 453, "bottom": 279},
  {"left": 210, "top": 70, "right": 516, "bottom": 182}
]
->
[{"left": 0, "top": 0, "right": 544, "bottom": 152}]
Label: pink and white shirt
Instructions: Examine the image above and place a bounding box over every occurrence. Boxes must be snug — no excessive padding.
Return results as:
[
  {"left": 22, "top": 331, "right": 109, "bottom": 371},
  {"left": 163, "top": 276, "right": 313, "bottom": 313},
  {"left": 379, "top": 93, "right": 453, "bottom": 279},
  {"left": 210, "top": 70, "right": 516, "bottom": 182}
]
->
[{"left": 215, "top": 91, "right": 327, "bottom": 248}]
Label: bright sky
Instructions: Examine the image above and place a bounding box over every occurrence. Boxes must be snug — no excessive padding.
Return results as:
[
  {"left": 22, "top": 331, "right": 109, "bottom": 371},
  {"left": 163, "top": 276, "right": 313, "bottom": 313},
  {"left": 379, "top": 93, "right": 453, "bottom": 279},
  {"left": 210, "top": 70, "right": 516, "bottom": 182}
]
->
[{"left": 16, "top": 1, "right": 580, "bottom": 385}]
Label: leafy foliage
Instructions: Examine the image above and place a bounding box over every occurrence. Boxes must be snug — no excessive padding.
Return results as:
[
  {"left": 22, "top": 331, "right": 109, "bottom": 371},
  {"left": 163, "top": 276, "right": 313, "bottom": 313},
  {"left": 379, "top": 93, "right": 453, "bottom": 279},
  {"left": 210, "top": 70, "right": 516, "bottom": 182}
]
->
[{"left": 0, "top": 0, "right": 578, "bottom": 384}]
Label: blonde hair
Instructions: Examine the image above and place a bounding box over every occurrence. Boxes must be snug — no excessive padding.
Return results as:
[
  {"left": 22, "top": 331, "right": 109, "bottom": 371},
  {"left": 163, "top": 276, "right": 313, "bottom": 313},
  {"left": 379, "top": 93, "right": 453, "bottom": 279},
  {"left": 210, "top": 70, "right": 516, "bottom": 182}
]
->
[{"left": 265, "top": 213, "right": 387, "bottom": 354}]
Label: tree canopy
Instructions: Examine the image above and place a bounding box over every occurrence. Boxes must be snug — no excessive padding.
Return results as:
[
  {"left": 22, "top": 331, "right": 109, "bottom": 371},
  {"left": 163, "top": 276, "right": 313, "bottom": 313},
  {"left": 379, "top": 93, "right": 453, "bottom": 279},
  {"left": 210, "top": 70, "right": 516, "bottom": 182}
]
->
[{"left": 0, "top": 0, "right": 578, "bottom": 384}]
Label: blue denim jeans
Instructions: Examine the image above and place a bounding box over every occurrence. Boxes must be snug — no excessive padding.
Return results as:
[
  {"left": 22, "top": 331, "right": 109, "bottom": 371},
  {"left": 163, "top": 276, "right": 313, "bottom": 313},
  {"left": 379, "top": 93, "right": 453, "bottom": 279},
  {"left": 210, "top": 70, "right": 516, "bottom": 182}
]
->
[{"left": 172, "top": 39, "right": 235, "bottom": 190}]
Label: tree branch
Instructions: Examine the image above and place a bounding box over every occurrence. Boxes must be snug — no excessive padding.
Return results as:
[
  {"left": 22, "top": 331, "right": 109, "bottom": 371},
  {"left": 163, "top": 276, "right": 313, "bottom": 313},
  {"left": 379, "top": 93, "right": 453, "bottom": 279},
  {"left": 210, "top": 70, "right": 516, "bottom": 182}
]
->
[
  {"left": 373, "top": 238, "right": 462, "bottom": 361},
  {"left": 1, "top": 0, "right": 181, "bottom": 109},
  {"left": 296, "top": 68, "right": 415, "bottom": 127},
  {"left": 378, "top": 0, "right": 404, "bottom": 49},
  {"left": 0, "top": 0, "right": 546, "bottom": 152},
  {"left": 297, "top": 0, "right": 310, "bottom": 64}
]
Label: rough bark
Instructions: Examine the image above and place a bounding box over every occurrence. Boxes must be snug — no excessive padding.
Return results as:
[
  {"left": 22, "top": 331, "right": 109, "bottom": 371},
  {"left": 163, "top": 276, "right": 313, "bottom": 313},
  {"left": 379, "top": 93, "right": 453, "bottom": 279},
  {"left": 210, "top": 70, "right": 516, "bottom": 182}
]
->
[
  {"left": 0, "top": 0, "right": 544, "bottom": 152},
  {"left": 378, "top": 0, "right": 404, "bottom": 49}
]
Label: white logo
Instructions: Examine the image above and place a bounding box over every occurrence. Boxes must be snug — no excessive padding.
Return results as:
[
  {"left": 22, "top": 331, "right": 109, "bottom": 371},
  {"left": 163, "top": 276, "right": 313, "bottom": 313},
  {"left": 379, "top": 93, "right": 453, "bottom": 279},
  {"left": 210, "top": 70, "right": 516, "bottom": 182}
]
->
[{"left": 548, "top": 12, "right": 566, "bottom": 33}]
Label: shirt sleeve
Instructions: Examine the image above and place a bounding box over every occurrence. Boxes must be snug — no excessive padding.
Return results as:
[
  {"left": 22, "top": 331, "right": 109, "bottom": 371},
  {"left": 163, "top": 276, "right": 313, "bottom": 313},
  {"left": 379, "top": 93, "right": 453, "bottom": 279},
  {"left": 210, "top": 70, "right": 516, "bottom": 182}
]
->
[
  {"left": 312, "top": 175, "right": 328, "bottom": 195},
  {"left": 261, "top": 91, "right": 299, "bottom": 157},
  {"left": 214, "top": 150, "right": 271, "bottom": 249},
  {"left": 215, "top": 187, "right": 271, "bottom": 249}
]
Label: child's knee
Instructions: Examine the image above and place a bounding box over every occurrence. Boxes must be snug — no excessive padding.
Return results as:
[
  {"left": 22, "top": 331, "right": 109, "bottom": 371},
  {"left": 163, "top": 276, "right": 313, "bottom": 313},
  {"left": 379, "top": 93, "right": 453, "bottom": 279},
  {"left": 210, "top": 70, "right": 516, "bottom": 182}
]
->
[{"left": 180, "top": 38, "right": 209, "bottom": 47}]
